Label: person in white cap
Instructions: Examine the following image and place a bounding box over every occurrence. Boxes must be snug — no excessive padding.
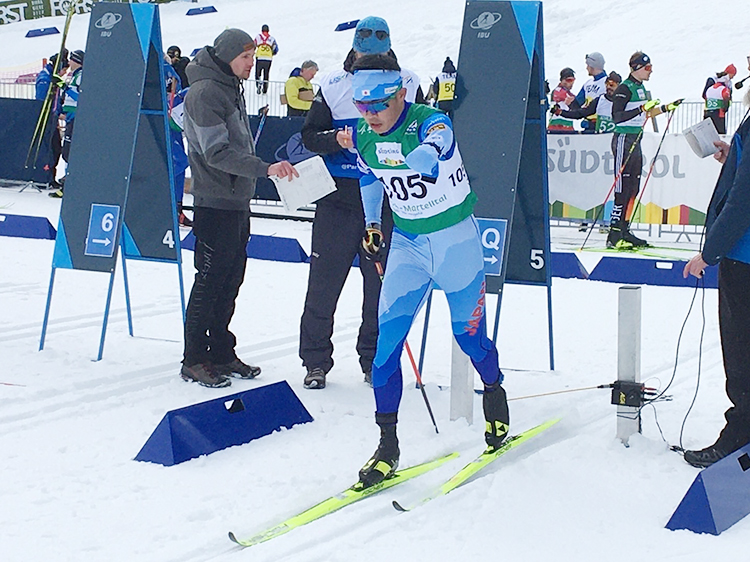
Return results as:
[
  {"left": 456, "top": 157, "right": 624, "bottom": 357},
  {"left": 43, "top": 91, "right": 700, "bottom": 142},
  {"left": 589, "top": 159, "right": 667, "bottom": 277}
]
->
[{"left": 574, "top": 51, "right": 607, "bottom": 133}]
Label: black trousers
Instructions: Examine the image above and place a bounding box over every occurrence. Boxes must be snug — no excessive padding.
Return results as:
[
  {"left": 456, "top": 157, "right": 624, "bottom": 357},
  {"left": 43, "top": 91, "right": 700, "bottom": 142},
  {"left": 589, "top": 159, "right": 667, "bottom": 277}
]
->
[
  {"left": 704, "top": 110, "right": 727, "bottom": 135},
  {"left": 717, "top": 258, "right": 750, "bottom": 450},
  {"left": 61, "top": 118, "right": 74, "bottom": 163},
  {"left": 183, "top": 207, "right": 250, "bottom": 366},
  {"left": 255, "top": 60, "right": 272, "bottom": 93},
  {"left": 611, "top": 132, "right": 643, "bottom": 223},
  {"left": 299, "top": 177, "right": 393, "bottom": 374},
  {"left": 47, "top": 113, "right": 62, "bottom": 177}
]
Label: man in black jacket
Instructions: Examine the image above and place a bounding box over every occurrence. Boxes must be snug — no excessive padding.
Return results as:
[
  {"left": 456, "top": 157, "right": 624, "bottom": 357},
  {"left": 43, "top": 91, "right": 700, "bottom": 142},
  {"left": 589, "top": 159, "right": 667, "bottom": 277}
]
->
[
  {"left": 298, "top": 16, "right": 423, "bottom": 390},
  {"left": 181, "top": 28, "right": 296, "bottom": 388},
  {"left": 683, "top": 78, "right": 750, "bottom": 468}
]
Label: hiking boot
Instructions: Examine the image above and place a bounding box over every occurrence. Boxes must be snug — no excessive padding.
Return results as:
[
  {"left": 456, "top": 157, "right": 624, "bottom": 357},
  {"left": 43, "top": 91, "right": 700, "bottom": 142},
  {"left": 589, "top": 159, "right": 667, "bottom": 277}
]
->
[
  {"left": 303, "top": 367, "right": 326, "bottom": 389},
  {"left": 215, "top": 358, "right": 260, "bottom": 379},
  {"left": 359, "top": 415, "right": 399, "bottom": 488},
  {"left": 684, "top": 443, "right": 731, "bottom": 468},
  {"left": 621, "top": 222, "right": 649, "bottom": 247},
  {"left": 180, "top": 363, "right": 231, "bottom": 388},
  {"left": 363, "top": 368, "right": 373, "bottom": 387},
  {"left": 483, "top": 382, "right": 510, "bottom": 450}
]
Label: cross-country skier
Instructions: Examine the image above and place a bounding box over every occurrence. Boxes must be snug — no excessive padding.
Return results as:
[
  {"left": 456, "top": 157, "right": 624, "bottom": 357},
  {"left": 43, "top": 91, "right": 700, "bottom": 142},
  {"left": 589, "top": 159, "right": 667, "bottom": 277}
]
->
[
  {"left": 341, "top": 54, "right": 510, "bottom": 488},
  {"left": 608, "top": 51, "right": 682, "bottom": 248}
]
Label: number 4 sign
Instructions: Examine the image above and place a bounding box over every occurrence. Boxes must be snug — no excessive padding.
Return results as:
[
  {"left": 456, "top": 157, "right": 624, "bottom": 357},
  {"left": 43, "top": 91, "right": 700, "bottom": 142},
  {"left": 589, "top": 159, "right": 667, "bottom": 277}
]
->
[{"left": 84, "top": 204, "right": 121, "bottom": 258}]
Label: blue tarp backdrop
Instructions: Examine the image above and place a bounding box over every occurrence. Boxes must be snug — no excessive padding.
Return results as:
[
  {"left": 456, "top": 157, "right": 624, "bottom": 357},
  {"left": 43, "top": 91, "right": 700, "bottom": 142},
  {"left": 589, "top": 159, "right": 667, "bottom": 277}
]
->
[{"left": 0, "top": 98, "right": 55, "bottom": 184}]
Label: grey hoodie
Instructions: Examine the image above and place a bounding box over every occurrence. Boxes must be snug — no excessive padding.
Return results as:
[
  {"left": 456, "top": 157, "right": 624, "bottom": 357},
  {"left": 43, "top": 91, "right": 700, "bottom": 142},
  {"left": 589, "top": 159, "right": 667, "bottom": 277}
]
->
[{"left": 183, "top": 48, "right": 269, "bottom": 210}]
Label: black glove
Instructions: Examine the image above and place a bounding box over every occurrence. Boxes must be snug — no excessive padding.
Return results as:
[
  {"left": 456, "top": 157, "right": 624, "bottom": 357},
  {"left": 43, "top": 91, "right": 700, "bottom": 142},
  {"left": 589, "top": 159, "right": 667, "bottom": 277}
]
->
[{"left": 362, "top": 223, "right": 386, "bottom": 263}]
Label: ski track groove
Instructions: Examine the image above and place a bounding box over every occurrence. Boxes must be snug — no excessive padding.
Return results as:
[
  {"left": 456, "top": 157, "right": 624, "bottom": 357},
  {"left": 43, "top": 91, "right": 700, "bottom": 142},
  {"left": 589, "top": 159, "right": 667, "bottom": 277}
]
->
[
  {"left": 0, "top": 304, "right": 181, "bottom": 342},
  {"left": 0, "top": 325, "right": 361, "bottom": 435}
]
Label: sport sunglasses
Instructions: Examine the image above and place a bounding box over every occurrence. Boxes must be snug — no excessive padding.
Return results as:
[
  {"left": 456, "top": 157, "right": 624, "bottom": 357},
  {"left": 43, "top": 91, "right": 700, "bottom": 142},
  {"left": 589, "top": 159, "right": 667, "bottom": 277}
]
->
[
  {"left": 354, "top": 92, "right": 398, "bottom": 114},
  {"left": 356, "top": 28, "right": 389, "bottom": 40}
]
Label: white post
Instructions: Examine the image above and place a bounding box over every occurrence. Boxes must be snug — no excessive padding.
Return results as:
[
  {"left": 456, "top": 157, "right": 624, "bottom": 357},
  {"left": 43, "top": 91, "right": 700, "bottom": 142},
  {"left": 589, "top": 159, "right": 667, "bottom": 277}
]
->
[
  {"left": 616, "top": 285, "right": 642, "bottom": 445},
  {"left": 450, "top": 338, "right": 474, "bottom": 423}
]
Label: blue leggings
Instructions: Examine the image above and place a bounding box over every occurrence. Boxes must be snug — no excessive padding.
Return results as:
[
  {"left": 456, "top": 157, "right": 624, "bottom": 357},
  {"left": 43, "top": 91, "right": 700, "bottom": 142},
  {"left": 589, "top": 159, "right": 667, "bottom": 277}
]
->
[{"left": 373, "top": 215, "right": 502, "bottom": 414}]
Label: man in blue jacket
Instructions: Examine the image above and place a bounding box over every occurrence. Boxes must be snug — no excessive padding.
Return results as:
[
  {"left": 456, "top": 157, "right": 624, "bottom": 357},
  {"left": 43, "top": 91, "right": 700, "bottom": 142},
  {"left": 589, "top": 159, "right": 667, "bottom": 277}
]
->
[
  {"left": 35, "top": 51, "right": 68, "bottom": 187},
  {"left": 683, "top": 65, "right": 750, "bottom": 467}
]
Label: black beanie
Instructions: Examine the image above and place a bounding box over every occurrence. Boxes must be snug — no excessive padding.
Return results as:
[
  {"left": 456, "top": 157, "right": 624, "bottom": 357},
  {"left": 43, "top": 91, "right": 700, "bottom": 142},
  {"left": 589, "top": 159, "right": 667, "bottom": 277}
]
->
[{"left": 213, "top": 29, "right": 255, "bottom": 64}]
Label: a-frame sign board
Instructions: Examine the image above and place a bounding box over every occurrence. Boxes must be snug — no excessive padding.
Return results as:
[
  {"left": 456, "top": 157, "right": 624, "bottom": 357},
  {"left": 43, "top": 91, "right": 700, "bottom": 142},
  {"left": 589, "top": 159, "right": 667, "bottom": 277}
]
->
[
  {"left": 452, "top": 0, "right": 553, "bottom": 368},
  {"left": 40, "top": 2, "right": 185, "bottom": 360}
]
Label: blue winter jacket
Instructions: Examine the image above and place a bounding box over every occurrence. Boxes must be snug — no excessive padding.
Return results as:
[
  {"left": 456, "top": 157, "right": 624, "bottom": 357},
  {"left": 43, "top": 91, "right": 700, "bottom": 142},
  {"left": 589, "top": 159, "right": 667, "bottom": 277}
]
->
[{"left": 702, "top": 110, "right": 750, "bottom": 265}]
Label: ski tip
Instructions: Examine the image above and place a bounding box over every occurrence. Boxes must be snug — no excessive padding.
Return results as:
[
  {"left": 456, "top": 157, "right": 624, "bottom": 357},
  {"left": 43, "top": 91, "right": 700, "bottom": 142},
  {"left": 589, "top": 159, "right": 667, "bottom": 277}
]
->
[
  {"left": 392, "top": 500, "right": 409, "bottom": 512},
  {"left": 228, "top": 531, "right": 240, "bottom": 545}
]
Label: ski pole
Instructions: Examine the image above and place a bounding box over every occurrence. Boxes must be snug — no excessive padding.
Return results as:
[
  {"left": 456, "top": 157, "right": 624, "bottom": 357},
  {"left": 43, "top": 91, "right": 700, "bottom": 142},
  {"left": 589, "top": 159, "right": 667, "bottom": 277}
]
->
[
  {"left": 579, "top": 124, "right": 645, "bottom": 251},
  {"left": 374, "top": 261, "right": 439, "bottom": 434},
  {"left": 630, "top": 109, "right": 676, "bottom": 223},
  {"left": 254, "top": 104, "right": 269, "bottom": 145}
]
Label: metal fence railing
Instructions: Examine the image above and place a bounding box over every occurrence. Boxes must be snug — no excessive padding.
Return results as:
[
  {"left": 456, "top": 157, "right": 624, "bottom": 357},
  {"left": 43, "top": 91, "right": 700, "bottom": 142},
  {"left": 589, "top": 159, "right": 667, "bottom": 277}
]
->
[
  {"left": 245, "top": 79, "right": 320, "bottom": 118},
  {"left": 665, "top": 101, "right": 746, "bottom": 134},
  {"left": 0, "top": 81, "right": 35, "bottom": 99}
]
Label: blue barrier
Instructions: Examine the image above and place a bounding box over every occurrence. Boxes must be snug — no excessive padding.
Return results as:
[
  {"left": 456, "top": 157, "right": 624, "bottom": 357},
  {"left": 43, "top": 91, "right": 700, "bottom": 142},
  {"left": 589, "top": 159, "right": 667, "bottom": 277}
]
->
[
  {"left": 551, "top": 252, "right": 588, "bottom": 279},
  {"left": 135, "top": 381, "right": 313, "bottom": 466},
  {"left": 588, "top": 256, "right": 718, "bottom": 288},
  {"left": 186, "top": 6, "right": 217, "bottom": 16},
  {"left": 26, "top": 27, "right": 60, "bottom": 38},
  {"left": 667, "top": 443, "right": 750, "bottom": 534},
  {"left": 335, "top": 19, "right": 359, "bottom": 31},
  {"left": 181, "top": 231, "right": 309, "bottom": 263},
  {"left": 0, "top": 213, "right": 56, "bottom": 240}
]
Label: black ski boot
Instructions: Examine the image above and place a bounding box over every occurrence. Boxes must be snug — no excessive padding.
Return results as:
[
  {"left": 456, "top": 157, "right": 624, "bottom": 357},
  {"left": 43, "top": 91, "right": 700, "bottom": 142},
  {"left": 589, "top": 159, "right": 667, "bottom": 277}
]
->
[
  {"left": 359, "top": 413, "right": 399, "bottom": 488},
  {"left": 606, "top": 220, "right": 634, "bottom": 250},
  {"left": 483, "top": 381, "right": 510, "bottom": 450},
  {"left": 621, "top": 221, "right": 649, "bottom": 247}
]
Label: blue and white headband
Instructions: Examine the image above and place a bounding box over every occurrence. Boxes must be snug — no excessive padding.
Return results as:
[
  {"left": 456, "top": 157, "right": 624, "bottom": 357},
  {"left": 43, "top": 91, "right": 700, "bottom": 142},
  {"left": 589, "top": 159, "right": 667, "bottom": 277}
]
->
[{"left": 351, "top": 70, "right": 403, "bottom": 102}]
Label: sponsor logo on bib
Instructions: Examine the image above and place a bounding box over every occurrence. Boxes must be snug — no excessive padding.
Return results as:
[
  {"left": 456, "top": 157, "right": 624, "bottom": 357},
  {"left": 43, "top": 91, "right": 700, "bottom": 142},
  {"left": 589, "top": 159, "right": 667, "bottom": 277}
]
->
[{"left": 375, "top": 143, "right": 405, "bottom": 166}]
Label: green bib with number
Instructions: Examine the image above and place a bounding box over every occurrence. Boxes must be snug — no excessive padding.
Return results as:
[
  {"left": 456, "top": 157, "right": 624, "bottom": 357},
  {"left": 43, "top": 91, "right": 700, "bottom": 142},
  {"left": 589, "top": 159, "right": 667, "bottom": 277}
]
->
[{"left": 356, "top": 104, "right": 475, "bottom": 234}]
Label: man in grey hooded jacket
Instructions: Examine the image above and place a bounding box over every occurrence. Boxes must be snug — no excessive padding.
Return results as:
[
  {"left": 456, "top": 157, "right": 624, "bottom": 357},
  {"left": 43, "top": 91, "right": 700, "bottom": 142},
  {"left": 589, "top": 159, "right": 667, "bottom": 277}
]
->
[{"left": 181, "top": 28, "right": 296, "bottom": 388}]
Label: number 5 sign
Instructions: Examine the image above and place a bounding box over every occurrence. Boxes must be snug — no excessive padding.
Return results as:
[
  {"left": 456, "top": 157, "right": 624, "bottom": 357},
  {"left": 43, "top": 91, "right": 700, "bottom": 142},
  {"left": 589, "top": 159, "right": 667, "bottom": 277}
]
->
[{"left": 84, "top": 204, "right": 121, "bottom": 258}]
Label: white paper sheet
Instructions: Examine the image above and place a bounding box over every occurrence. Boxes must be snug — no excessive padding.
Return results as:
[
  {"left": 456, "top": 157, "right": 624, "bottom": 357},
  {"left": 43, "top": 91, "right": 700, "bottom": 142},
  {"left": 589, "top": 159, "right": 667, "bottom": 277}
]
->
[
  {"left": 269, "top": 155, "right": 337, "bottom": 211},
  {"left": 684, "top": 118, "right": 721, "bottom": 158}
]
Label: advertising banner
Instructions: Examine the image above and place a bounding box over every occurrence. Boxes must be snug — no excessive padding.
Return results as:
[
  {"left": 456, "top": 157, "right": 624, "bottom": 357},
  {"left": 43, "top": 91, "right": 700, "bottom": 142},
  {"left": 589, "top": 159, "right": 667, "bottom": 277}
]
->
[{"left": 548, "top": 132, "right": 721, "bottom": 225}]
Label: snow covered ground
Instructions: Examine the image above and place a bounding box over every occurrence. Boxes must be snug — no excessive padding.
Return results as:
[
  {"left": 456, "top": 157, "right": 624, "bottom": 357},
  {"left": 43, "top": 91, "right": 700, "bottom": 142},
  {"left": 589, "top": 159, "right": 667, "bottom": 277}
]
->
[
  {"left": 1, "top": 1, "right": 749, "bottom": 560},
  {"left": 0, "top": 188, "right": 744, "bottom": 562}
]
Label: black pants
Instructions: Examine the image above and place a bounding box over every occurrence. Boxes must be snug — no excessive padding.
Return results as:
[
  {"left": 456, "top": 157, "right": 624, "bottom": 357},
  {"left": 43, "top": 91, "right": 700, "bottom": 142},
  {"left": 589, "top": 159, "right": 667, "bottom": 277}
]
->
[
  {"left": 611, "top": 132, "right": 642, "bottom": 223},
  {"left": 299, "top": 177, "right": 393, "bottom": 374},
  {"left": 47, "top": 113, "right": 62, "bottom": 177},
  {"left": 255, "top": 60, "right": 272, "bottom": 93},
  {"left": 287, "top": 106, "right": 308, "bottom": 117},
  {"left": 704, "top": 110, "right": 727, "bottom": 135},
  {"left": 183, "top": 207, "right": 250, "bottom": 366},
  {"left": 61, "top": 118, "right": 74, "bottom": 163},
  {"left": 716, "top": 258, "right": 750, "bottom": 450}
]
